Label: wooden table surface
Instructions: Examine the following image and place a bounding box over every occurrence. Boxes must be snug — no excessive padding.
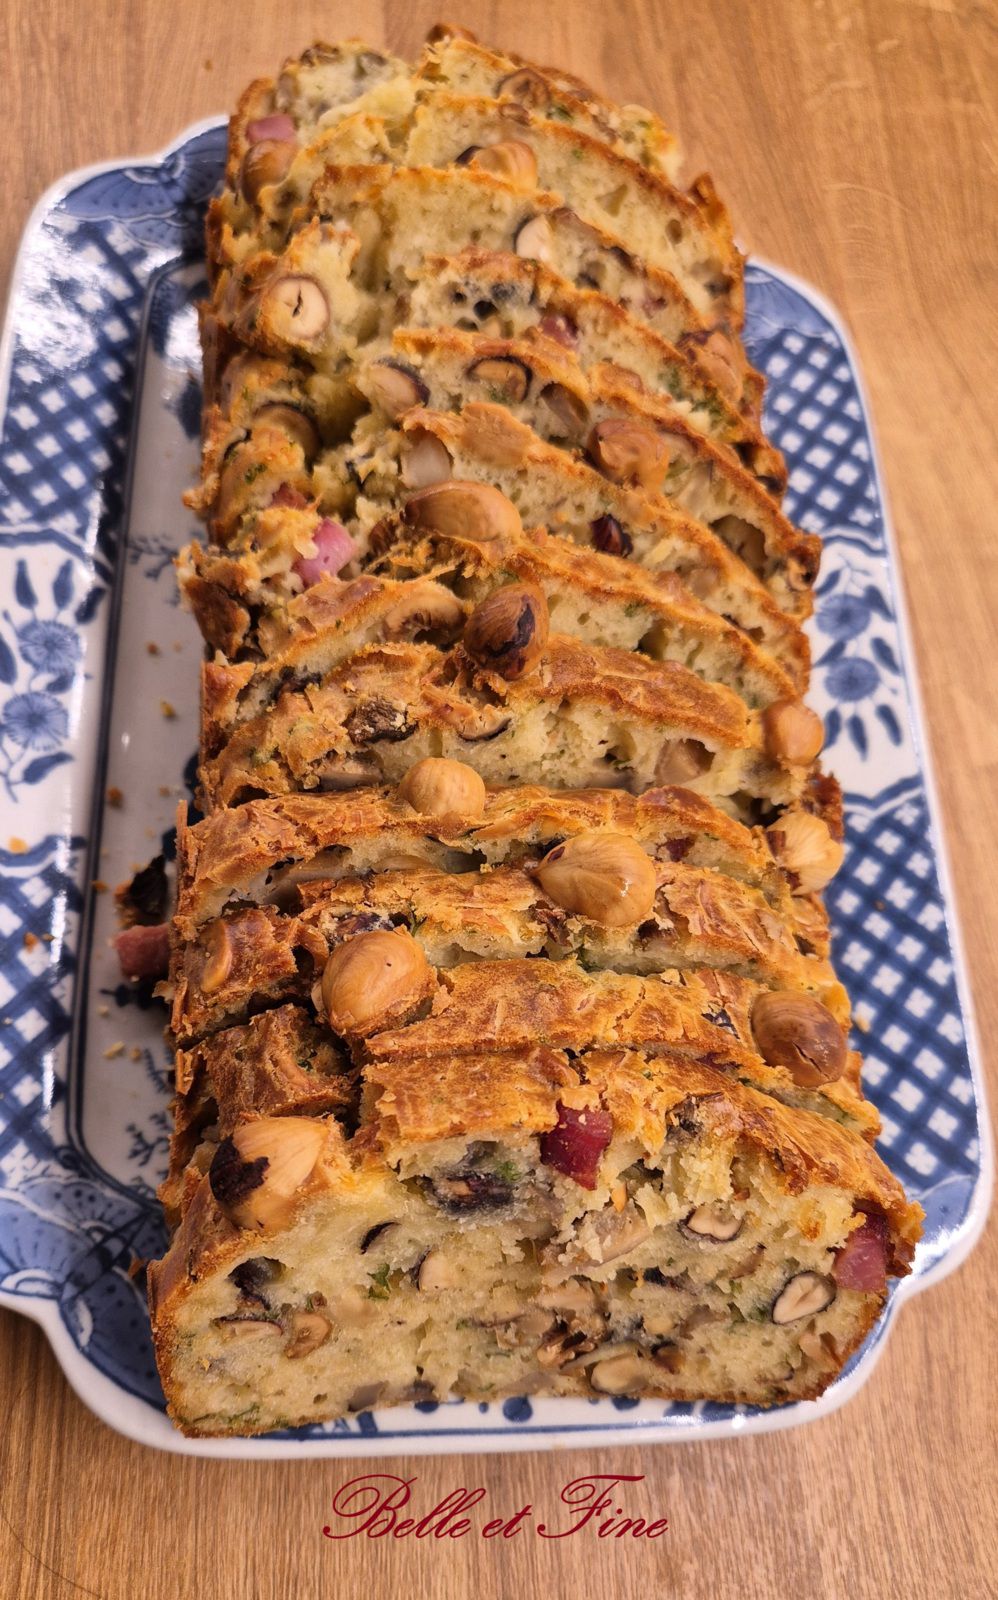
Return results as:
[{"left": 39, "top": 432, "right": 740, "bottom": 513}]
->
[{"left": 1, "top": 1, "right": 996, "bottom": 1595}]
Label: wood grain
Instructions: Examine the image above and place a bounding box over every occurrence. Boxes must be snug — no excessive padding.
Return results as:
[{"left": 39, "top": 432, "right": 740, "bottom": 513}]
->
[{"left": 1, "top": 2, "right": 996, "bottom": 1595}]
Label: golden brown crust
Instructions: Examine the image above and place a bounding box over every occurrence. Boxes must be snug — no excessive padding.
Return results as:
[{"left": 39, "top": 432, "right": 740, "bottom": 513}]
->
[
  {"left": 170, "top": 860, "right": 838, "bottom": 1048},
  {"left": 176, "top": 781, "right": 779, "bottom": 927},
  {"left": 148, "top": 27, "right": 921, "bottom": 1437}
]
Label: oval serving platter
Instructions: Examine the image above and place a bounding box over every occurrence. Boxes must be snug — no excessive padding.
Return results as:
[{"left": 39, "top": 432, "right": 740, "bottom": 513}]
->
[{"left": 0, "top": 121, "right": 990, "bottom": 1457}]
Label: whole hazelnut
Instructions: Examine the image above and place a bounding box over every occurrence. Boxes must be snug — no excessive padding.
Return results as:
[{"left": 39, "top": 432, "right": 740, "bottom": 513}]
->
[
  {"left": 321, "top": 928, "right": 434, "bottom": 1037},
  {"left": 463, "top": 583, "right": 549, "bottom": 678}
]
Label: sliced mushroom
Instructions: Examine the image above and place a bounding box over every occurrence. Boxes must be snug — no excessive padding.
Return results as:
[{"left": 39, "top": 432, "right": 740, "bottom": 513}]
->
[
  {"left": 214, "top": 1316, "right": 284, "bottom": 1344},
  {"left": 400, "top": 431, "right": 453, "bottom": 489},
  {"left": 366, "top": 360, "right": 430, "bottom": 419},
  {"left": 651, "top": 1342, "right": 685, "bottom": 1373},
  {"left": 463, "top": 583, "right": 549, "bottom": 678},
  {"left": 381, "top": 581, "right": 465, "bottom": 642},
  {"left": 284, "top": 1310, "right": 331, "bottom": 1359},
  {"left": 772, "top": 1271, "right": 836, "bottom": 1325},
  {"left": 229, "top": 1256, "right": 283, "bottom": 1307},
  {"left": 261, "top": 275, "right": 330, "bottom": 345},
  {"left": 253, "top": 403, "right": 321, "bottom": 460},
  {"left": 468, "top": 355, "right": 532, "bottom": 403},
  {"left": 679, "top": 1202, "right": 744, "bottom": 1243},
  {"left": 315, "top": 752, "right": 381, "bottom": 791},
  {"left": 345, "top": 697, "right": 413, "bottom": 746},
  {"left": 514, "top": 214, "right": 555, "bottom": 264},
  {"left": 430, "top": 1169, "right": 514, "bottom": 1211},
  {"left": 359, "top": 1221, "right": 396, "bottom": 1253},
  {"left": 498, "top": 67, "right": 550, "bottom": 110},
  {"left": 449, "top": 702, "right": 513, "bottom": 743}
]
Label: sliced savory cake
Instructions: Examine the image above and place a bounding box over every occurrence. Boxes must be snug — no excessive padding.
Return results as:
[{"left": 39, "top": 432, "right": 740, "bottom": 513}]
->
[{"left": 146, "top": 23, "right": 921, "bottom": 1437}]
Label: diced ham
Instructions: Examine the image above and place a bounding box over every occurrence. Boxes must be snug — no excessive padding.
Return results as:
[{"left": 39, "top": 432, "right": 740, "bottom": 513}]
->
[
  {"left": 246, "top": 114, "right": 296, "bottom": 145},
  {"left": 292, "top": 519, "right": 357, "bottom": 588},
  {"left": 270, "top": 483, "right": 309, "bottom": 510},
  {"left": 833, "top": 1212, "right": 889, "bottom": 1292},
  {"left": 536, "top": 314, "right": 578, "bottom": 349},
  {"left": 113, "top": 922, "right": 170, "bottom": 981},
  {"left": 541, "top": 1102, "right": 613, "bottom": 1189}
]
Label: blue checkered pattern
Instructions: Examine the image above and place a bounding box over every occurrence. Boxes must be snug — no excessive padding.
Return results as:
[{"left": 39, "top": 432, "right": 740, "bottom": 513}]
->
[
  {"left": 743, "top": 265, "right": 883, "bottom": 539},
  {"left": 830, "top": 783, "right": 976, "bottom": 1190},
  {"left": 0, "top": 836, "right": 83, "bottom": 1170},
  {"left": 0, "top": 133, "right": 986, "bottom": 1445}
]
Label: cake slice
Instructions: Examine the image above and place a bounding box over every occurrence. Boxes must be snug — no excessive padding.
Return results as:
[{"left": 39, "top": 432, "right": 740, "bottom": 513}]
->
[
  {"left": 148, "top": 1033, "right": 921, "bottom": 1435},
  {"left": 352, "top": 327, "right": 810, "bottom": 588},
  {"left": 174, "top": 777, "right": 819, "bottom": 929}
]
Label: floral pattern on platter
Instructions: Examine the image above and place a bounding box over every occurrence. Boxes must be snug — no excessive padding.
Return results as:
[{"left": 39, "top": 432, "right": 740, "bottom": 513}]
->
[
  {"left": 0, "top": 124, "right": 988, "bottom": 1457},
  {"left": 807, "top": 537, "right": 916, "bottom": 794},
  {"left": 0, "top": 560, "right": 86, "bottom": 799}
]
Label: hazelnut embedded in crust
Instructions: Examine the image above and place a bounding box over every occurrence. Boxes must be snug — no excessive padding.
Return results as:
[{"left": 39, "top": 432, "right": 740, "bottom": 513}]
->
[
  {"left": 398, "top": 757, "right": 487, "bottom": 819},
  {"left": 208, "top": 1117, "right": 327, "bottom": 1232},
  {"left": 761, "top": 699, "right": 825, "bottom": 765},
  {"left": 655, "top": 738, "right": 713, "bottom": 786},
  {"left": 534, "top": 831, "right": 657, "bottom": 927},
  {"left": 380, "top": 580, "right": 465, "bottom": 643},
  {"left": 750, "top": 990, "right": 848, "bottom": 1087},
  {"left": 400, "top": 431, "right": 453, "bottom": 489},
  {"left": 240, "top": 139, "right": 296, "bottom": 205},
  {"left": 401, "top": 480, "right": 523, "bottom": 542},
  {"left": 766, "top": 808, "right": 844, "bottom": 893},
  {"left": 514, "top": 214, "right": 555, "bottom": 264},
  {"left": 587, "top": 418, "right": 671, "bottom": 494},
  {"left": 468, "top": 140, "right": 538, "bottom": 189},
  {"left": 463, "top": 583, "right": 549, "bottom": 678},
  {"left": 199, "top": 919, "right": 234, "bottom": 995},
  {"left": 365, "top": 360, "right": 430, "bottom": 419},
  {"left": 320, "top": 928, "right": 434, "bottom": 1038},
  {"left": 467, "top": 354, "right": 533, "bottom": 404},
  {"left": 260, "top": 275, "right": 330, "bottom": 346}
]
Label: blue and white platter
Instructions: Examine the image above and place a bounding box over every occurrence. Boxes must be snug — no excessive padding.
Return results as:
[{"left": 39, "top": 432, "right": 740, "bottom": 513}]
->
[{"left": 0, "top": 121, "right": 990, "bottom": 1457}]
